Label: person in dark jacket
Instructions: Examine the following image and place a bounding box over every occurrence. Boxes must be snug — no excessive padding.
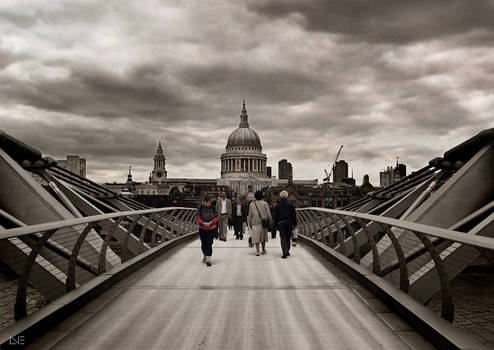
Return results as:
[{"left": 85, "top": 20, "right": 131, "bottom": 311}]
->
[
  {"left": 274, "top": 190, "right": 297, "bottom": 258},
  {"left": 269, "top": 199, "right": 277, "bottom": 239},
  {"left": 232, "top": 197, "right": 247, "bottom": 239},
  {"left": 197, "top": 194, "right": 218, "bottom": 266}
]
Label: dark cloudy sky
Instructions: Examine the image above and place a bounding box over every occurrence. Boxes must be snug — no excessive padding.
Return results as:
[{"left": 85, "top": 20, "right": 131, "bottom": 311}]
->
[{"left": 1, "top": 1, "right": 493, "bottom": 185}]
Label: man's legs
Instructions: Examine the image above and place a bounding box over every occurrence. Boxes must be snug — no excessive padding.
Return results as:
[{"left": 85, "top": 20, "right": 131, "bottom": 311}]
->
[
  {"left": 279, "top": 227, "right": 291, "bottom": 257},
  {"left": 285, "top": 227, "right": 293, "bottom": 255},
  {"left": 233, "top": 218, "right": 240, "bottom": 239},
  {"left": 205, "top": 229, "right": 215, "bottom": 266},
  {"left": 279, "top": 227, "right": 287, "bottom": 257},
  {"left": 205, "top": 230, "right": 214, "bottom": 256},
  {"left": 219, "top": 215, "right": 228, "bottom": 241},
  {"left": 199, "top": 229, "right": 207, "bottom": 262}
]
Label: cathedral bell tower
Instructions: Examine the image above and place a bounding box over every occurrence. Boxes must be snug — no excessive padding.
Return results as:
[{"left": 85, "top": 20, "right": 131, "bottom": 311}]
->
[{"left": 149, "top": 141, "right": 167, "bottom": 183}]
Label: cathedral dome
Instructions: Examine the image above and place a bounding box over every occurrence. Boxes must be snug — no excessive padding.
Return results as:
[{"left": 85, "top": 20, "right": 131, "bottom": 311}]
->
[
  {"left": 226, "top": 100, "right": 262, "bottom": 149},
  {"left": 220, "top": 100, "right": 268, "bottom": 181},
  {"left": 227, "top": 127, "right": 261, "bottom": 148}
]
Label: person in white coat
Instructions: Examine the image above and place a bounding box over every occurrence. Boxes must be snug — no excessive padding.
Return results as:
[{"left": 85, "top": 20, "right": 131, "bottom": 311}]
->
[{"left": 247, "top": 191, "right": 272, "bottom": 256}]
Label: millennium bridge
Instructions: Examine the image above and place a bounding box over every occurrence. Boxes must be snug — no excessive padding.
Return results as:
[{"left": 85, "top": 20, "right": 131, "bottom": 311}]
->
[{"left": 0, "top": 129, "right": 494, "bottom": 349}]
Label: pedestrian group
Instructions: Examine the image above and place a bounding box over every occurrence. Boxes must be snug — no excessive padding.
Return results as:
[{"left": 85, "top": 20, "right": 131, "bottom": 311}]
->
[{"left": 196, "top": 190, "right": 297, "bottom": 266}]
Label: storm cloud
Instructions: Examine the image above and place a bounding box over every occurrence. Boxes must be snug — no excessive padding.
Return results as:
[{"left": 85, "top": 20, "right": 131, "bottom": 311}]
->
[
  {"left": 0, "top": 0, "right": 492, "bottom": 185},
  {"left": 248, "top": 0, "right": 494, "bottom": 45}
]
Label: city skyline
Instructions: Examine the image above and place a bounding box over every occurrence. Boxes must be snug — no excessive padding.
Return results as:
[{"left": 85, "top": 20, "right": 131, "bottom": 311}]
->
[{"left": 1, "top": 1, "right": 493, "bottom": 185}]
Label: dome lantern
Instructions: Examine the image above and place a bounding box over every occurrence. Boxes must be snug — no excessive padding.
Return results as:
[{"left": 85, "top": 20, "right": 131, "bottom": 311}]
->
[{"left": 239, "top": 100, "right": 249, "bottom": 128}]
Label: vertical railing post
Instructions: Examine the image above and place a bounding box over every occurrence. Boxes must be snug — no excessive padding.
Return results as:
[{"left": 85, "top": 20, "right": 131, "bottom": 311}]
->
[
  {"left": 122, "top": 214, "right": 143, "bottom": 263},
  {"left": 356, "top": 218, "right": 380, "bottom": 274},
  {"left": 330, "top": 214, "right": 346, "bottom": 256},
  {"left": 151, "top": 212, "right": 164, "bottom": 247},
  {"left": 321, "top": 214, "right": 335, "bottom": 247},
  {"left": 378, "top": 223, "right": 409, "bottom": 293},
  {"left": 411, "top": 231, "right": 454, "bottom": 322},
  {"left": 306, "top": 210, "right": 322, "bottom": 241},
  {"left": 296, "top": 211, "right": 306, "bottom": 236},
  {"left": 341, "top": 216, "right": 360, "bottom": 263},
  {"left": 138, "top": 213, "right": 158, "bottom": 254},
  {"left": 98, "top": 217, "right": 123, "bottom": 274},
  {"left": 67, "top": 222, "right": 95, "bottom": 291},
  {"left": 15, "top": 229, "right": 58, "bottom": 320}
]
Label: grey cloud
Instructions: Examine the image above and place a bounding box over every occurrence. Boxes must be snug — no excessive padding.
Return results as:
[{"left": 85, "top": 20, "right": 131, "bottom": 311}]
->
[
  {"left": 180, "top": 64, "right": 327, "bottom": 104},
  {"left": 248, "top": 0, "right": 494, "bottom": 45},
  {"left": 0, "top": 10, "right": 38, "bottom": 28},
  {"left": 0, "top": 63, "right": 193, "bottom": 123},
  {"left": 0, "top": 1, "right": 492, "bottom": 183},
  {"left": 2, "top": 114, "right": 225, "bottom": 177},
  {"left": 0, "top": 51, "right": 18, "bottom": 70}
]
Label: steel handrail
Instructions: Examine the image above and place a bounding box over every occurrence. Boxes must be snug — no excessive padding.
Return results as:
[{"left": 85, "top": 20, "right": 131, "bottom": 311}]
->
[
  {"left": 0, "top": 206, "right": 198, "bottom": 323},
  {"left": 0, "top": 207, "right": 196, "bottom": 239},
  {"left": 297, "top": 207, "right": 494, "bottom": 250},
  {"left": 297, "top": 207, "right": 494, "bottom": 322}
]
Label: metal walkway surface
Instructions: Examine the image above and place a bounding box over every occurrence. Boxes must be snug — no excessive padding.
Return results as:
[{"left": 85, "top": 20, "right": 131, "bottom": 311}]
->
[{"left": 27, "top": 230, "right": 435, "bottom": 350}]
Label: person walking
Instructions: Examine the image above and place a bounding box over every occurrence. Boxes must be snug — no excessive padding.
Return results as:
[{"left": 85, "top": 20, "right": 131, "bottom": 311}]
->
[
  {"left": 211, "top": 196, "right": 219, "bottom": 239},
  {"left": 274, "top": 190, "right": 297, "bottom": 259},
  {"left": 197, "top": 194, "right": 218, "bottom": 266},
  {"left": 245, "top": 198, "right": 254, "bottom": 247},
  {"left": 216, "top": 192, "right": 232, "bottom": 241},
  {"left": 232, "top": 197, "right": 247, "bottom": 239},
  {"left": 247, "top": 191, "right": 272, "bottom": 256},
  {"left": 269, "top": 199, "right": 277, "bottom": 239}
]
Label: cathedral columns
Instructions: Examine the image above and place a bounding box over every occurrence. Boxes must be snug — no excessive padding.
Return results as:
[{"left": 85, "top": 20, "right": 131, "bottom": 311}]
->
[{"left": 221, "top": 157, "right": 268, "bottom": 176}]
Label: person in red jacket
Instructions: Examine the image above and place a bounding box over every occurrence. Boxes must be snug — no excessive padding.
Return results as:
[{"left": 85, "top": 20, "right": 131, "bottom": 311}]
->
[{"left": 197, "top": 194, "right": 219, "bottom": 266}]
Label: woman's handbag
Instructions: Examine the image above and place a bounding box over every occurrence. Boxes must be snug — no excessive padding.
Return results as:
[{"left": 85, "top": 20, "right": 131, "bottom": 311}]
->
[{"left": 254, "top": 201, "right": 270, "bottom": 229}]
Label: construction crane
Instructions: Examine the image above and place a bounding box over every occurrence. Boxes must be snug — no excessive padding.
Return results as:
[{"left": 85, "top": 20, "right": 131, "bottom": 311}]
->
[{"left": 323, "top": 145, "right": 343, "bottom": 183}]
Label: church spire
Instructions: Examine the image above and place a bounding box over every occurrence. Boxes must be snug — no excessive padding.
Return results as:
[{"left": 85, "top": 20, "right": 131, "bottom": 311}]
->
[
  {"left": 127, "top": 166, "right": 133, "bottom": 183},
  {"left": 239, "top": 99, "right": 249, "bottom": 128}
]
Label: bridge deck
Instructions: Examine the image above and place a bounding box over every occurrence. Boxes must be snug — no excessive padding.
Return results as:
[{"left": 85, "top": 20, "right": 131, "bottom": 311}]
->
[{"left": 28, "top": 230, "right": 435, "bottom": 350}]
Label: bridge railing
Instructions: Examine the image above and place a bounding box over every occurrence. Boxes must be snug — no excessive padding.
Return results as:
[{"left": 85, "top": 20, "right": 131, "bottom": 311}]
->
[
  {"left": 296, "top": 207, "right": 494, "bottom": 323},
  {"left": 0, "top": 207, "right": 198, "bottom": 329}
]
